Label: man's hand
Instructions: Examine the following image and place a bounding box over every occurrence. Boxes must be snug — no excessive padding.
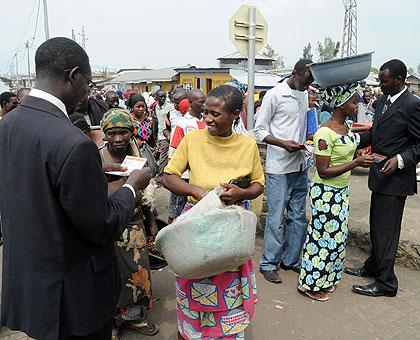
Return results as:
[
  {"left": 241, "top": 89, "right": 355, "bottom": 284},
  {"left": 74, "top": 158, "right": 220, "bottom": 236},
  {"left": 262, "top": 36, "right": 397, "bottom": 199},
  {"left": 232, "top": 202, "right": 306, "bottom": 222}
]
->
[
  {"left": 219, "top": 183, "right": 245, "bottom": 205},
  {"left": 380, "top": 156, "right": 398, "bottom": 176},
  {"left": 126, "top": 168, "right": 152, "bottom": 192},
  {"left": 280, "top": 140, "right": 304, "bottom": 153}
]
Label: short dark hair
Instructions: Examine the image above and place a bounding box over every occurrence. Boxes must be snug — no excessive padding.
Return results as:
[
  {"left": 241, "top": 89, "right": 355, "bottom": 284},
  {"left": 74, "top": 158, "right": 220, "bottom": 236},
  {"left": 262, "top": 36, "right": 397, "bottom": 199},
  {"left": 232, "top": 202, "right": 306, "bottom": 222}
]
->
[
  {"left": 294, "top": 59, "right": 313, "bottom": 73},
  {"left": 0, "top": 91, "right": 17, "bottom": 108},
  {"left": 35, "top": 37, "right": 90, "bottom": 80},
  {"left": 207, "top": 85, "right": 243, "bottom": 114},
  {"left": 380, "top": 59, "right": 407, "bottom": 82}
]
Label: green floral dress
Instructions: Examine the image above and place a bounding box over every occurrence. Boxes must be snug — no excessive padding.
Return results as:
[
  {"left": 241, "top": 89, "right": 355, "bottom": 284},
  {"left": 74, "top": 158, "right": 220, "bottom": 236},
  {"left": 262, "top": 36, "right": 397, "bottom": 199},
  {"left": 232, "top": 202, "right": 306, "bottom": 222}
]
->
[
  {"left": 99, "top": 145, "right": 152, "bottom": 324},
  {"left": 298, "top": 126, "right": 356, "bottom": 291}
]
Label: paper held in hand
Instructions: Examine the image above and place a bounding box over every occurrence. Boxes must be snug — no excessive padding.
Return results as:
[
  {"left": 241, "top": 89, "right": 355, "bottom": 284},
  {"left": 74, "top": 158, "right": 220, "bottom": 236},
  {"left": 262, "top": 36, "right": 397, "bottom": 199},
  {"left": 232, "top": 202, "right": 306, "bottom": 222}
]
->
[{"left": 106, "top": 156, "right": 147, "bottom": 176}]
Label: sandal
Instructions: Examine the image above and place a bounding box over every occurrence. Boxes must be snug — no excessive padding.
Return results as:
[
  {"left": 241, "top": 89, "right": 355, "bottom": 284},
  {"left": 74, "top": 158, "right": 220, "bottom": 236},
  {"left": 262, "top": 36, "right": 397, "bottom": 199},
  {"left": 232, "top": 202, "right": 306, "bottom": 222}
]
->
[
  {"left": 325, "top": 285, "right": 336, "bottom": 293},
  {"left": 297, "top": 285, "right": 329, "bottom": 302},
  {"left": 125, "top": 321, "right": 159, "bottom": 336},
  {"left": 111, "top": 327, "right": 121, "bottom": 340}
]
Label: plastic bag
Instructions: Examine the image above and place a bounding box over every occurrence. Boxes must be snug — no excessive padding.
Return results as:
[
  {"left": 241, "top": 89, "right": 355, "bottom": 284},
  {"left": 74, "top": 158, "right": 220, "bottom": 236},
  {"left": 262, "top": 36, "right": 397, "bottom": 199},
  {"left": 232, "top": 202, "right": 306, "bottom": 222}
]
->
[{"left": 155, "top": 187, "right": 257, "bottom": 279}]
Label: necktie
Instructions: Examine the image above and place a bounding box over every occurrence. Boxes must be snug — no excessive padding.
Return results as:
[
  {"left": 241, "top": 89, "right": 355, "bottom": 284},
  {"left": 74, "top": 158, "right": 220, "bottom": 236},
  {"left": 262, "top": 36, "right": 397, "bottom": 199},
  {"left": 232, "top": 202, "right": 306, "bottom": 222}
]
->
[{"left": 382, "top": 99, "right": 392, "bottom": 115}]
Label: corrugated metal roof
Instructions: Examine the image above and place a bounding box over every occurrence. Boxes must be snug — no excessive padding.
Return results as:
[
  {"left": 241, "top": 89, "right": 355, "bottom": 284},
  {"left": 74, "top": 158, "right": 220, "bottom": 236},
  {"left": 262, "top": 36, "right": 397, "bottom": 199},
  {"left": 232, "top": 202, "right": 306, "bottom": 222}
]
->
[
  {"left": 229, "top": 69, "right": 281, "bottom": 87},
  {"left": 107, "top": 66, "right": 186, "bottom": 84},
  {"left": 218, "top": 51, "right": 275, "bottom": 61}
]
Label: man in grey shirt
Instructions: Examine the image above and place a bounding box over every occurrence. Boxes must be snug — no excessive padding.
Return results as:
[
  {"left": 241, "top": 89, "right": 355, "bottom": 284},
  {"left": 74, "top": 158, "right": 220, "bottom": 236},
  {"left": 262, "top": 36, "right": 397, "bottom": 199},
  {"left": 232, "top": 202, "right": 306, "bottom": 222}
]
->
[{"left": 254, "top": 59, "right": 314, "bottom": 284}]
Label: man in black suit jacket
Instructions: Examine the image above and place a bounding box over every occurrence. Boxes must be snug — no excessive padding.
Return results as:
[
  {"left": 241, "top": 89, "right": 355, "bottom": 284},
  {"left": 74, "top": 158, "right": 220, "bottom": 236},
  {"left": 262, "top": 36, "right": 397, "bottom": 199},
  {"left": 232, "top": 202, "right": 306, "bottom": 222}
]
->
[
  {"left": 0, "top": 38, "right": 152, "bottom": 339},
  {"left": 346, "top": 59, "right": 420, "bottom": 297}
]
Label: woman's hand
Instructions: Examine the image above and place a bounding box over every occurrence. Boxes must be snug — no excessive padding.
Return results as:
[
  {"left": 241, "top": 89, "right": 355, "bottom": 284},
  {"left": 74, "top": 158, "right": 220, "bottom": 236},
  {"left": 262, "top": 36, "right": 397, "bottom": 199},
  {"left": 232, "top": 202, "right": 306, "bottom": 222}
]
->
[
  {"left": 355, "top": 154, "right": 374, "bottom": 168},
  {"left": 219, "top": 183, "right": 245, "bottom": 205}
]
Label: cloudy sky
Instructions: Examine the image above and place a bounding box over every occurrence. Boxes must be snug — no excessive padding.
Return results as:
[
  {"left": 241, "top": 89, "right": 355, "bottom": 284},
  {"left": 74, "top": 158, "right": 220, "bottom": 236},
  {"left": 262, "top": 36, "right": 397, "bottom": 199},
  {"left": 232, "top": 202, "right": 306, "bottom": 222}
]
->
[{"left": 1, "top": 0, "right": 419, "bottom": 76}]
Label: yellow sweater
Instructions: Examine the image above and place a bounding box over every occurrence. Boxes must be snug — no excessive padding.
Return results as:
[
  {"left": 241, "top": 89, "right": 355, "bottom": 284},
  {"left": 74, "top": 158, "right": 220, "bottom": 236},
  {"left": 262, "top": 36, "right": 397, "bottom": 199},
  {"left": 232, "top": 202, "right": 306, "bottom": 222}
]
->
[{"left": 164, "top": 129, "right": 265, "bottom": 200}]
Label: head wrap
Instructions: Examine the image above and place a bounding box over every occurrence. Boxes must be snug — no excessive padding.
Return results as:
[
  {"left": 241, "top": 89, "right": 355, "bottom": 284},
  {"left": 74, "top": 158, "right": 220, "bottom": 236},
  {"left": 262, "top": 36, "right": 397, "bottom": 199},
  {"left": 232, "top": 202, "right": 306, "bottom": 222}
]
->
[
  {"left": 321, "top": 82, "right": 358, "bottom": 109},
  {"left": 126, "top": 93, "right": 147, "bottom": 110},
  {"left": 178, "top": 98, "right": 190, "bottom": 115},
  {"left": 100, "top": 108, "right": 136, "bottom": 133}
]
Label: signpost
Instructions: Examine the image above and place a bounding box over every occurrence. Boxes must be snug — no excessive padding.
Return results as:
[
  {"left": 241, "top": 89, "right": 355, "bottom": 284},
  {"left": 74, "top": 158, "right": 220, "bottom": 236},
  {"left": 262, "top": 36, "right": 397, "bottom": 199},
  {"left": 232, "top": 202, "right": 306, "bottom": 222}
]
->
[{"left": 229, "top": 5, "right": 267, "bottom": 130}]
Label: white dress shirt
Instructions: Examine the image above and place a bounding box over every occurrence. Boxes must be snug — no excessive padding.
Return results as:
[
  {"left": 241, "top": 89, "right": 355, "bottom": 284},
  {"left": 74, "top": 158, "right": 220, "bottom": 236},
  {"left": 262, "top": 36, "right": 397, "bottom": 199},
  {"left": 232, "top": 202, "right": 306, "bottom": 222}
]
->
[
  {"left": 29, "top": 88, "right": 68, "bottom": 117},
  {"left": 29, "top": 88, "right": 136, "bottom": 197},
  {"left": 254, "top": 81, "right": 308, "bottom": 174},
  {"left": 355, "top": 86, "right": 407, "bottom": 169}
]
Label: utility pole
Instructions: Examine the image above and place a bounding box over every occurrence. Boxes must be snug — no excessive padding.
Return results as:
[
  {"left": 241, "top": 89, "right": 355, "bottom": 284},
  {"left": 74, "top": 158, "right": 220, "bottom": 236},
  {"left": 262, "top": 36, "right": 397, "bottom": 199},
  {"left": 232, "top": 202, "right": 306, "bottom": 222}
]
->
[
  {"left": 246, "top": 6, "right": 256, "bottom": 130},
  {"left": 80, "top": 26, "right": 87, "bottom": 50},
  {"left": 26, "top": 41, "right": 31, "bottom": 88},
  {"left": 342, "top": 0, "right": 358, "bottom": 57},
  {"left": 43, "top": 0, "right": 50, "bottom": 40},
  {"left": 15, "top": 52, "right": 19, "bottom": 89}
]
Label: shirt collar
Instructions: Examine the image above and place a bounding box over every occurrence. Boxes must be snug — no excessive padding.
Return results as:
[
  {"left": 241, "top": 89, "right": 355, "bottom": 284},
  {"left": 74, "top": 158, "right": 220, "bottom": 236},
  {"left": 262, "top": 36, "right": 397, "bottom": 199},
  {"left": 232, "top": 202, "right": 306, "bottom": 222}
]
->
[
  {"left": 388, "top": 86, "right": 407, "bottom": 104},
  {"left": 28, "top": 88, "right": 68, "bottom": 117}
]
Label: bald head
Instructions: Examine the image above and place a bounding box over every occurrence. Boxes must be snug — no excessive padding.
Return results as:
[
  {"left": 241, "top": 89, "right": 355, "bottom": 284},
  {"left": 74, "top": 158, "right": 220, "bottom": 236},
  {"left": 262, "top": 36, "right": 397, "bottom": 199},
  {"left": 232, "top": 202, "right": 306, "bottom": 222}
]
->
[
  {"left": 172, "top": 88, "right": 188, "bottom": 110},
  {"left": 105, "top": 90, "right": 119, "bottom": 109},
  {"left": 188, "top": 89, "right": 206, "bottom": 116}
]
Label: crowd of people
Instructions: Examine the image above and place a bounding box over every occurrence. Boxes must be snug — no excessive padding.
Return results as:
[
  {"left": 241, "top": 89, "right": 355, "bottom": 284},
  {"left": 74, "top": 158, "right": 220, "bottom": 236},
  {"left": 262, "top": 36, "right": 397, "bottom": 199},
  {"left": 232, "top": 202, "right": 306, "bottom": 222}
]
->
[{"left": 0, "top": 37, "right": 420, "bottom": 340}]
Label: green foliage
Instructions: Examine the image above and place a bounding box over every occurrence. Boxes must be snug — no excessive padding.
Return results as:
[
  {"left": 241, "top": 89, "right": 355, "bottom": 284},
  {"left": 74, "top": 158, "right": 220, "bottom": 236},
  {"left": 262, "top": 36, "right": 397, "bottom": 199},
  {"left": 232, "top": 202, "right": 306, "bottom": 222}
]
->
[
  {"left": 316, "top": 38, "right": 340, "bottom": 62},
  {"left": 302, "top": 42, "right": 313, "bottom": 61},
  {"left": 262, "top": 44, "right": 285, "bottom": 69}
]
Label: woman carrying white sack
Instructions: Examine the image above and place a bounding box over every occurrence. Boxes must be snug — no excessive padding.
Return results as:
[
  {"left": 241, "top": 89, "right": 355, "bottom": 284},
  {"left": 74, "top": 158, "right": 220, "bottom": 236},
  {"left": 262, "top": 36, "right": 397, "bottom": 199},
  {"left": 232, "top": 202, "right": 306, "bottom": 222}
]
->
[{"left": 163, "top": 85, "right": 265, "bottom": 340}]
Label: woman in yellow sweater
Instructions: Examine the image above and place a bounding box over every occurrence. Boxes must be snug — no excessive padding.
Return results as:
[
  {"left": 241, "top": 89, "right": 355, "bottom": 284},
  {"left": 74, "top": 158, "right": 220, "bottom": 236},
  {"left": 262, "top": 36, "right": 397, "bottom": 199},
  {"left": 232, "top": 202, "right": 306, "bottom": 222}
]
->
[{"left": 163, "top": 85, "right": 265, "bottom": 340}]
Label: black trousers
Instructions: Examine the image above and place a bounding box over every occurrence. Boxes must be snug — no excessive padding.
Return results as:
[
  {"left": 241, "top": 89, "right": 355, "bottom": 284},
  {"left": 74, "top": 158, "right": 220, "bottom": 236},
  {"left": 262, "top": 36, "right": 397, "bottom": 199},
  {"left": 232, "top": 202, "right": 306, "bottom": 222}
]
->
[
  {"left": 64, "top": 320, "right": 113, "bottom": 340},
  {"left": 364, "top": 191, "right": 406, "bottom": 293}
]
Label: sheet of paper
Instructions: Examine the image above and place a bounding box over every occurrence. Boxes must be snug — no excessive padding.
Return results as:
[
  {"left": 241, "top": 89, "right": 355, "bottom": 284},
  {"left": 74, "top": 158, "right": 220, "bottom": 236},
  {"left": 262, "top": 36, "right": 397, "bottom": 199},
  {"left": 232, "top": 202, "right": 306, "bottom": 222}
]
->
[{"left": 106, "top": 156, "right": 147, "bottom": 176}]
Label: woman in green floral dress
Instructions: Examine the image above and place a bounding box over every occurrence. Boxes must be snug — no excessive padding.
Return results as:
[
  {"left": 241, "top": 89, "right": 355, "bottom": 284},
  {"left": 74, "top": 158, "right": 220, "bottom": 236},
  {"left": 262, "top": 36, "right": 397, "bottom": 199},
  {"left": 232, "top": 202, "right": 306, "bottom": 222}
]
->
[
  {"left": 298, "top": 83, "right": 374, "bottom": 301},
  {"left": 100, "top": 109, "right": 159, "bottom": 337}
]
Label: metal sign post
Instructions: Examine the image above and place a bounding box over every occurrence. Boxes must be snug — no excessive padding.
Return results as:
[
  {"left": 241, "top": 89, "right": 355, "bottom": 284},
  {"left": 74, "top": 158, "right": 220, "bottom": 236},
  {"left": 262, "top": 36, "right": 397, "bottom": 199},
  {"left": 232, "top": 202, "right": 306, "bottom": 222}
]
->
[
  {"left": 229, "top": 5, "right": 267, "bottom": 131},
  {"left": 247, "top": 7, "right": 256, "bottom": 130}
]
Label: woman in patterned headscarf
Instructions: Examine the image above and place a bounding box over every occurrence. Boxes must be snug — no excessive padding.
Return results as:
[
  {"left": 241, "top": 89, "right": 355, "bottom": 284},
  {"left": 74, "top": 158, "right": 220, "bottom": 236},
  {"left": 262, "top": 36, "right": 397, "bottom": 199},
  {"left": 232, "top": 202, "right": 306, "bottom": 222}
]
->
[
  {"left": 99, "top": 109, "right": 159, "bottom": 338},
  {"left": 297, "top": 83, "right": 374, "bottom": 301},
  {"left": 126, "top": 93, "right": 156, "bottom": 148}
]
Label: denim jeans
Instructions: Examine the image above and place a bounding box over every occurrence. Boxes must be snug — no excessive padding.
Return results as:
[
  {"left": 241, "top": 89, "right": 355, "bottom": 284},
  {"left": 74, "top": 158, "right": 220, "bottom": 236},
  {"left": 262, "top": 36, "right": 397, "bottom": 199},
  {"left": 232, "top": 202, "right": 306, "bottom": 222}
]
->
[{"left": 260, "top": 170, "right": 308, "bottom": 271}]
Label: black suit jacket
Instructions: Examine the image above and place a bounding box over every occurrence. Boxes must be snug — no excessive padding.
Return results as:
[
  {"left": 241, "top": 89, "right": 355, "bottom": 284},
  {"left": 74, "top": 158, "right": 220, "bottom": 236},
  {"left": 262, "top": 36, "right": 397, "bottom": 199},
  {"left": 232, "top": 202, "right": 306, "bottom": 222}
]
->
[
  {"left": 359, "top": 90, "right": 420, "bottom": 196},
  {"left": 0, "top": 96, "right": 135, "bottom": 339}
]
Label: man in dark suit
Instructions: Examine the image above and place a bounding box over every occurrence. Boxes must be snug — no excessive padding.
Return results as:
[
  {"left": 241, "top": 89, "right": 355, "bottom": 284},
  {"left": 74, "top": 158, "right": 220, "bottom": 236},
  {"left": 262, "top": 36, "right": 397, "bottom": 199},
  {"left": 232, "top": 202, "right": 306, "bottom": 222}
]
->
[
  {"left": 0, "top": 37, "right": 152, "bottom": 339},
  {"left": 346, "top": 59, "right": 420, "bottom": 297}
]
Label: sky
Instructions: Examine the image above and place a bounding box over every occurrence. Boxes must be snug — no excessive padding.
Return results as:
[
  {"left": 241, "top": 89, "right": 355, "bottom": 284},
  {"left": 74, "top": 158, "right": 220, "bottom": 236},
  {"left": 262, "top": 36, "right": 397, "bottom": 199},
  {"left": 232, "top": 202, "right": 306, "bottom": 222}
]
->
[{"left": 1, "top": 0, "right": 420, "bottom": 77}]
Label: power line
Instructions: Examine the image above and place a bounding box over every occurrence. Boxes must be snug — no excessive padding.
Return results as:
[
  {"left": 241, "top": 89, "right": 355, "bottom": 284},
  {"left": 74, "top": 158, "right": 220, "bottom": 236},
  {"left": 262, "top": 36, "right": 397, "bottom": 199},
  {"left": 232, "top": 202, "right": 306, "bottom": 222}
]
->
[{"left": 30, "top": 0, "right": 42, "bottom": 47}]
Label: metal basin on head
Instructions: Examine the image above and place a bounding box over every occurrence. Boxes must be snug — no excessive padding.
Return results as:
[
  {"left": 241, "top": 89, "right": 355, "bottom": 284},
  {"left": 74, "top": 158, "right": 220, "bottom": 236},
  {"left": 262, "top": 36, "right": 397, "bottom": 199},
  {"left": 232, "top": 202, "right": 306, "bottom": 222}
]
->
[{"left": 308, "top": 52, "right": 373, "bottom": 88}]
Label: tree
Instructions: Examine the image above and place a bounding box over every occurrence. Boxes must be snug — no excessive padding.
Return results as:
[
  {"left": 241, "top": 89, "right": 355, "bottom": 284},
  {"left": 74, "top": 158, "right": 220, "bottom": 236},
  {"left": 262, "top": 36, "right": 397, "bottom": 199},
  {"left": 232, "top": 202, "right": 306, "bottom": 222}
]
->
[
  {"left": 316, "top": 37, "right": 340, "bottom": 62},
  {"left": 302, "top": 42, "right": 313, "bottom": 61},
  {"left": 417, "top": 63, "right": 420, "bottom": 75},
  {"left": 98, "top": 67, "right": 111, "bottom": 79},
  {"left": 408, "top": 67, "right": 414, "bottom": 75},
  {"left": 370, "top": 67, "right": 379, "bottom": 74},
  {"left": 262, "top": 44, "right": 285, "bottom": 69}
]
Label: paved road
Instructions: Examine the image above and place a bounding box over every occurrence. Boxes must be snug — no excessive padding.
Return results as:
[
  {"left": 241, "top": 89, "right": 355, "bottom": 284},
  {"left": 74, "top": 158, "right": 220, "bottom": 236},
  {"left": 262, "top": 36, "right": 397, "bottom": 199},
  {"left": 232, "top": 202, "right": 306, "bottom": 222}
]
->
[
  {"left": 2, "top": 239, "right": 420, "bottom": 340},
  {"left": 1, "top": 187, "right": 420, "bottom": 339}
]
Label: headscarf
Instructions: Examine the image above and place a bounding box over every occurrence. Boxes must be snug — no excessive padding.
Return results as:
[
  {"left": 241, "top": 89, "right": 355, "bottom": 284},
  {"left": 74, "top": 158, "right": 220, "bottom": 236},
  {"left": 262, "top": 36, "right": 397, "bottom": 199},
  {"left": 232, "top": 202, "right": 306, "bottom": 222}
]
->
[
  {"left": 100, "top": 108, "right": 141, "bottom": 157},
  {"left": 100, "top": 108, "right": 136, "bottom": 133},
  {"left": 321, "top": 82, "right": 358, "bottom": 109},
  {"left": 178, "top": 98, "right": 190, "bottom": 115},
  {"left": 126, "top": 93, "right": 147, "bottom": 110}
]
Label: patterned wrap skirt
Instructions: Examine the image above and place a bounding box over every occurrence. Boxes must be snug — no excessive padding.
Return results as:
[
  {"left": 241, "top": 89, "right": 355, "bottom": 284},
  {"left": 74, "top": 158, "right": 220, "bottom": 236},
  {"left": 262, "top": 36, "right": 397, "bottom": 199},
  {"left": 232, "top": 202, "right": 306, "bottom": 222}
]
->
[
  {"left": 115, "top": 218, "right": 152, "bottom": 325},
  {"left": 298, "top": 183, "right": 350, "bottom": 292},
  {"left": 176, "top": 202, "right": 257, "bottom": 340}
]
